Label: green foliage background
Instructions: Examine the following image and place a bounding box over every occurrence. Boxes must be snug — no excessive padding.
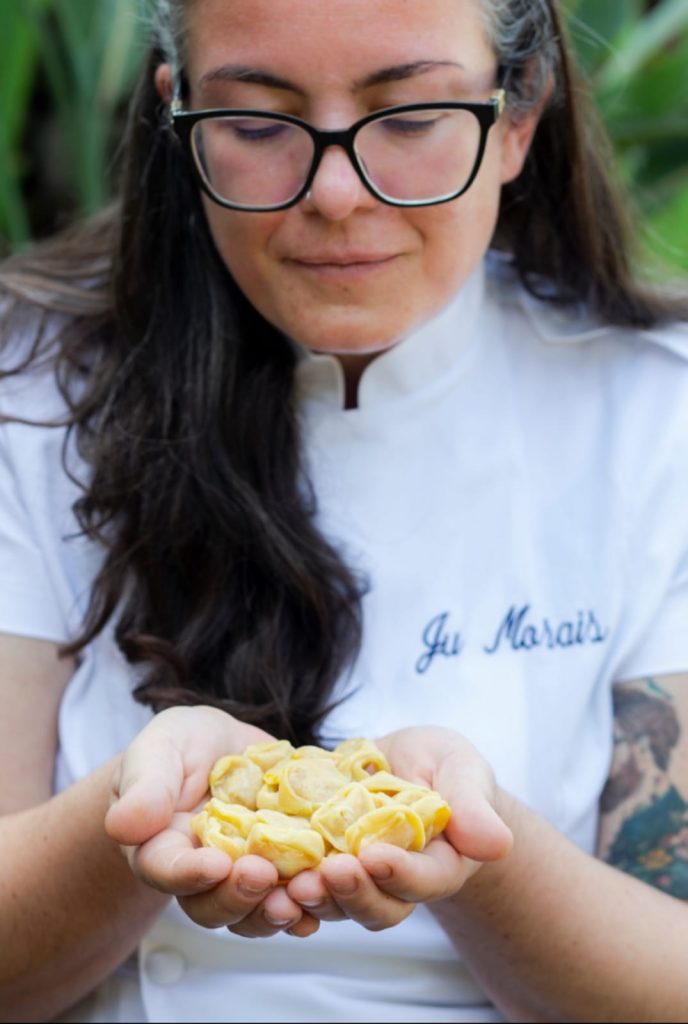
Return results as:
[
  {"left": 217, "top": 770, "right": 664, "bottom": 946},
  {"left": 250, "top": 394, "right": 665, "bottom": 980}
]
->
[{"left": 1, "top": 0, "right": 687, "bottom": 274}]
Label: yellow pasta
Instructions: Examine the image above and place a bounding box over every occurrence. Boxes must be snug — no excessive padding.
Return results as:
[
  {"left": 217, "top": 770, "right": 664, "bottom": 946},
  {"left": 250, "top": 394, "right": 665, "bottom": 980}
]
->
[
  {"left": 194, "top": 737, "right": 451, "bottom": 878},
  {"left": 394, "top": 787, "right": 453, "bottom": 842},
  {"left": 191, "top": 809, "right": 249, "bottom": 860},
  {"left": 277, "top": 758, "right": 349, "bottom": 816},
  {"left": 245, "top": 823, "right": 326, "bottom": 879},
  {"left": 345, "top": 805, "right": 426, "bottom": 856},
  {"left": 243, "top": 739, "right": 295, "bottom": 772},
  {"left": 209, "top": 755, "right": 263, "bottom": 809},
  {"left": 204, "top": 798, "right": 256, "bottom": 836},
  {"left": 310, "top": 782, "right": 377, "bottom": 851}
]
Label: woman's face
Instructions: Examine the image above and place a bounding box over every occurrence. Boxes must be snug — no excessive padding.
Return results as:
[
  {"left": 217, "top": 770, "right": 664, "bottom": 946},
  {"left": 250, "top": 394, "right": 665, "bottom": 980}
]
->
[{"left": 165, "top": 0, "right": 539, "bottom": 356}]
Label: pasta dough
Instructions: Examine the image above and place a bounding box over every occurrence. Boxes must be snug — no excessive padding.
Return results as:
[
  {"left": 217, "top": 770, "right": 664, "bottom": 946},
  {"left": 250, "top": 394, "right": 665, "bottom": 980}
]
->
[{"left": 192, "top": 737, "right": 451, "bottom": 879}]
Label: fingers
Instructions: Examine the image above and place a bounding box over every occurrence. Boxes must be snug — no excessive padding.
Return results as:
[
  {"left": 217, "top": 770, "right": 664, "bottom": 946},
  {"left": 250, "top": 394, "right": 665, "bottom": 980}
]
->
[
  {"left": 288, "top": 840, "right": 481, "bottom": 930},
  {"left": 377, "top": 726, "right": 514, "bottom": 864},
  {"left": 286, "top": 869, "right": 348, "bottom": 923},
  {"left": 317, "top": 854, "right": 416, "bottom": 932},
  {"left": 288, "top": 862, "right": 411, "bottom": 929},
  {"left": 126, "top": 814, "right": 233, "bottom": 895},
  {"left": 106, "top": 707, "right": 277, "bottom": 849},
  {"left": 123, "top": 816, "right": 320, "bottom": 938},
  {"left": 226, "top": 884, "right": 319, "bottom": 939},
  {"left": 358, "top": 839, "right": 470, "bottom": 902},
  {"left": 179, "top": 856, "right": 320, "bottom": 938}
]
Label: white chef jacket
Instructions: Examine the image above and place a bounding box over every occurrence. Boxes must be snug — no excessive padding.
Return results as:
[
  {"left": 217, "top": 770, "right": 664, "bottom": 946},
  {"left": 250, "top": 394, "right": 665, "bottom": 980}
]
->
[{"left": 2, "top": 255, "right": 688, "bottom": 1022}]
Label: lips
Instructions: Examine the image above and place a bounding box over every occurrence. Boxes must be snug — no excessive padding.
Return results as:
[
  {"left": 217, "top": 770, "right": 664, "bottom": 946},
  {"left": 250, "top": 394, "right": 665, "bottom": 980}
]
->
[
  {"left": 290, "top": 253, "right": 397, "bottom": 266},
  {"left": 292, "top": 258, "right": 393, "bottom": 266}
]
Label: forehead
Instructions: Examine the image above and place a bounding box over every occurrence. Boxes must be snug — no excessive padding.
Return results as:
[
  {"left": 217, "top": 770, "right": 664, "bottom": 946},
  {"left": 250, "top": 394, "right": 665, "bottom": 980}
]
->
[{"left": 184, "top": 0, "right": 494, "bottom": 85}]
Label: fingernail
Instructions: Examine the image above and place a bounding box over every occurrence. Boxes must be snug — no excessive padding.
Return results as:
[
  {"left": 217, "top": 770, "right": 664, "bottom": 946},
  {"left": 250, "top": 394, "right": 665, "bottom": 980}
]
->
[
  {"left": 266, "top": 916, "right": 294, "bottom": 928},
  {"left": 366, "top": 863, "right": 392, "bottom": 881},
  {"left": 330, "top": 877, "right": 357, "bottom": 896},
  {"left": 299, "top": 899, "right": 322, "bottom": 909},
  {"left": 239, "top": 880, "right": 271, "bottom": 897}
]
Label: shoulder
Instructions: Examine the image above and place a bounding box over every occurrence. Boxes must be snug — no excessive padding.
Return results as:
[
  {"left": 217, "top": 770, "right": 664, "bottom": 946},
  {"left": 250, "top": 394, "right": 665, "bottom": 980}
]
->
[
  {"left": 483, "top": 256, "right": 688, "bottom": 509},
  {"left": 486, "top": 252, "right": 688, "bottom": 360},
  {"left": 0, "top": 293, "right": 73, "bottom": 423},
  {"left": 484, "top": 253, "right": 688, "bottom": 421}
]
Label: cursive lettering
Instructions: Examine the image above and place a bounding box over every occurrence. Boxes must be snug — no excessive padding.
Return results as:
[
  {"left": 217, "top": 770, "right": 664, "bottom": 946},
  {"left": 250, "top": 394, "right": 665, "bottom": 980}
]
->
[
  {"left": 484, "top": 604, "right": 608, "bottom": 656},
  {"left": 416, "top": 612, "right": 463, "bottom": 674}
]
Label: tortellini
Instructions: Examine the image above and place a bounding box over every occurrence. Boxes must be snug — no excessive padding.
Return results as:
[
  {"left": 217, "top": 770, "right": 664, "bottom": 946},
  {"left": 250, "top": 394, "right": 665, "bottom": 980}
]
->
[{"left": 192, "top": 738, "right": 451, "bottom": 879}]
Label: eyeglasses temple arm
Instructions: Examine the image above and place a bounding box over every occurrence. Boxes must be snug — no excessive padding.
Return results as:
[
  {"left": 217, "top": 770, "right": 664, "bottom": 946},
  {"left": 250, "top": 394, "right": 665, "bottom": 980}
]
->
[{"left": 491, "top": 88, "right": 506, "bottom": 117}]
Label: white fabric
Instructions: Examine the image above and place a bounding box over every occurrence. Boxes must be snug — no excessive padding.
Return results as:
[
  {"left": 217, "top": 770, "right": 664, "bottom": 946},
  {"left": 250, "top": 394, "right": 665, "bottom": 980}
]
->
[{"left": 2, "top": 254, "right": 688, "bottom": 1022}]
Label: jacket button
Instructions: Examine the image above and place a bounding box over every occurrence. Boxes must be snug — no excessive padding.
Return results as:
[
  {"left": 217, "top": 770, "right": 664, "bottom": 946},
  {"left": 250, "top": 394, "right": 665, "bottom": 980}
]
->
[{"left": 143, "top": 947, "right": 187, "bottom": 985}]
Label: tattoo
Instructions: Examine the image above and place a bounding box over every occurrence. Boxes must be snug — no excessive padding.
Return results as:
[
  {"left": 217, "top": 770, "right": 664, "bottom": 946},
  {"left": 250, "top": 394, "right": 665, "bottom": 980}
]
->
[
  {"left": 601, "top": 678, "right": 688, "bottom": 898},
  {"left": 607, "top": 787, "right": 688, "bottom": 894},
  {"left": 600, "top": 686, "right": 679, "bottom": 813},
  {"left": 599, "top": 752, "right": 642, "bottom": 813}
]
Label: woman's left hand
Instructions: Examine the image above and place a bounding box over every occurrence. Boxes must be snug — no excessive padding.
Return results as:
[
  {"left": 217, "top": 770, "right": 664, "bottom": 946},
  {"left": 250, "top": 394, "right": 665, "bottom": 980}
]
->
[{"left": 284, "top": 726, "right": 513, "bottom": 932}]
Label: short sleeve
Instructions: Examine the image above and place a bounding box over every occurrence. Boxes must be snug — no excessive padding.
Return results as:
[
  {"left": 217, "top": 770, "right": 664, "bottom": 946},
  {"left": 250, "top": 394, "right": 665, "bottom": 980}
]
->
[
  {"left": 0, "top": 420, "right": 69, "bottom": 642},
  {"left": 615, "top": 549, "right": 688, "bottom": 681},
  {"left": 614, "top": 347, "right": 688, "bottom": 682}
]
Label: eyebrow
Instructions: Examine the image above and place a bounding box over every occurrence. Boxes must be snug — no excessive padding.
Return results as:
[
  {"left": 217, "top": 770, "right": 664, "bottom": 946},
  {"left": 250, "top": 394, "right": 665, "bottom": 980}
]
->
[{"left": 197, "top": 60, "right": 465, "bottom": 96}]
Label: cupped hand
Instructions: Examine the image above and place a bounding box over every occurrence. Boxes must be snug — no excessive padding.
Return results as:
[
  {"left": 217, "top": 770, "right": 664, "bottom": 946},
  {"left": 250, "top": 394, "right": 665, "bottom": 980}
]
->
[
  {"left": 104, "top": 706, "right": 318, "bottom": 938},
  {"left": 287, "top": 725, "right": 512, "bottom": 931}
]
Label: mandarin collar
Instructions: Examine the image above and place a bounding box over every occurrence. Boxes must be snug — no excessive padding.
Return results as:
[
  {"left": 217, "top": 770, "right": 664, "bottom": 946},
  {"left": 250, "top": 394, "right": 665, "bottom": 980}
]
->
[{"left": 293, "top": 260, "right": 486, "bottom": 410}]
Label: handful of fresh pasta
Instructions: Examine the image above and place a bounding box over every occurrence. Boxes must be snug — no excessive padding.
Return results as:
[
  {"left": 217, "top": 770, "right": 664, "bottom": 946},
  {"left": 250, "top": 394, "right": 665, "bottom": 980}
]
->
[{"left": 192, "top": 738, "right": 451, "bottom": 879}]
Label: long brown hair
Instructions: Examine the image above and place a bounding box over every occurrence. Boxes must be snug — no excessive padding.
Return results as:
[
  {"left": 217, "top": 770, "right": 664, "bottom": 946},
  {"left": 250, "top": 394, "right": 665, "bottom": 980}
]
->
[{"left": 1, "top": 1, "right": 686, "bottom": 745}]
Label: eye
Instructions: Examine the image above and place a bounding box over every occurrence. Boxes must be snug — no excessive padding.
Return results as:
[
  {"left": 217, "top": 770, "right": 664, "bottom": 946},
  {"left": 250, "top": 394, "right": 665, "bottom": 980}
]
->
[
  {"left": 229, "top": 118, "right": 292, "bottom": 142},
  {"left": 377, "top": 113, "right": 444, "bottom": 137}
]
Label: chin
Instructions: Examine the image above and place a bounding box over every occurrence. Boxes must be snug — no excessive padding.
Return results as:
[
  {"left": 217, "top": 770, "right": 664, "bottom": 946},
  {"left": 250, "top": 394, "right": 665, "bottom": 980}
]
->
[{"left": 286, "top": 311, "right": 413, "bottom": 356}]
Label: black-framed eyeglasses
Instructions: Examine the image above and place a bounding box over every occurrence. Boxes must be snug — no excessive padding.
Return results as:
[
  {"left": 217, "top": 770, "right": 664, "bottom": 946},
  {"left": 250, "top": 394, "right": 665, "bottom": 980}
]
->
[{"left": 169, "top": 90, "right": 506, "bottom": 211}]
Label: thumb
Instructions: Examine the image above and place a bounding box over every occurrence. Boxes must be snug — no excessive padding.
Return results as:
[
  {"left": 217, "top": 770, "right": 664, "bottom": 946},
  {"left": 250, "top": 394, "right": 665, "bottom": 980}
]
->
[
  {"left": 446, "top": 788, "right": 513, "bottom": 862},
  {"left": 440, "top": 758, "right": 513, "bottom": 862},
  {"left": 105, "top": 731, "right": 185, "bottom": 847}
]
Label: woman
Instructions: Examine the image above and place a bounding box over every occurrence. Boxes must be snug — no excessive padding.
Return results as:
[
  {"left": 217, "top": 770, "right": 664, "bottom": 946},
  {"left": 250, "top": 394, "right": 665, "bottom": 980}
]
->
[{"left": 1, "top": 0, "right": 688, "bottom": 1020}]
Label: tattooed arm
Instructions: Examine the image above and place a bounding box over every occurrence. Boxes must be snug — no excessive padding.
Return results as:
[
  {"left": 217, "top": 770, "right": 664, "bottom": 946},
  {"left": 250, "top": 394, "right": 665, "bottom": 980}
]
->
[
  {"left": 598, "top": 673, "right": 688, "bottom": 898},
  {"left": 429, "top": 673, "right": 688, "bottom": 1022}
]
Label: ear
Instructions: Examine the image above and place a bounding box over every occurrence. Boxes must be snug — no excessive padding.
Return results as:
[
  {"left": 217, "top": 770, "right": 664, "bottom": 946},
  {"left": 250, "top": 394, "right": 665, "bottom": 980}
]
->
[
  {"left": 499, "top": 107, "right": 542, "bottom": 185},
  {"left": 155, "top": 63, "right": 174, "bottom": 104}
]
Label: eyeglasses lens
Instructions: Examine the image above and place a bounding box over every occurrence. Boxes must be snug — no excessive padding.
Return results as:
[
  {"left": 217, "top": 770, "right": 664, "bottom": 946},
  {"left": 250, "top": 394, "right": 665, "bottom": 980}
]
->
[
  {"left": 191, "top": 109, "right": 482, "bottom": 209},
  {"left": 356, "top": 108, "right": 482, "bottom": 203},
  {"left": 192, "top": 117, "right": 315, "bottom": 209}
]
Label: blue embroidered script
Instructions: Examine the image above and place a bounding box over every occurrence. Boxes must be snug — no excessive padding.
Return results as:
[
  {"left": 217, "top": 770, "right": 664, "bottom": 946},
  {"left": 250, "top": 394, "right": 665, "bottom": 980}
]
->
[
  {"left": 483, "top": 604, "right": 608, "bottom": 655},
  {"left": 416, "top": 612, "right": 463, "bottom": 674}
]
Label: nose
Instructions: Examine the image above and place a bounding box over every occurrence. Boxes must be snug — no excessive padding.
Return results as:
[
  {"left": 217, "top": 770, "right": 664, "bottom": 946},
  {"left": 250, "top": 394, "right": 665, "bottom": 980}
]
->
[{"left": 304, "top": 145, "right": 376, "bottom": 221}]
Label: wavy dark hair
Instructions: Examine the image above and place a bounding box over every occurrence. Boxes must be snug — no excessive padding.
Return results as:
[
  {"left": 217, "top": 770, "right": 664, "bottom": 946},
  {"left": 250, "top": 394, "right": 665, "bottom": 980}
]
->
[{"left": 0, "top": 0, "right": 686, "bottom": 745}]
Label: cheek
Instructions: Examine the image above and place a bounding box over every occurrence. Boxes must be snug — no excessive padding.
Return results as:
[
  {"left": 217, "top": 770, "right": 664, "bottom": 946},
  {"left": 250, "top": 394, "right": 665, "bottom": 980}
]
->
[
  {"left": 412, "top": 185, "right": 501, "bottom": 290},
  {"left": 202, "top": 198, "right": 281, "bottom": 298},
  {"left": 408, "top": 122, "right": 506, "bottom": 285}
]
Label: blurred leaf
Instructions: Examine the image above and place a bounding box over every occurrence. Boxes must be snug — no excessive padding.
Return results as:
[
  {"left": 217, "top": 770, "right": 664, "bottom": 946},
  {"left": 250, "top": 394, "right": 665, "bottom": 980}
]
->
[
  {"left": 26, "top": 0, "right": 142, "bottom": 214},
  {"left": 567, "top": 0, "right": 688, "bottom": 276},
  {"left": 97, "top": 0, "right": 144, "bottom": 107},
  {"left": 0, "top": 127, "right": 32, "bottom": 249},
  {"left": 565, "top": 0, "right": 644, "bottom": 74},
  {"left": 597, "top": 35, "right": 688, "bottom": 137},
  {"left": 0, "top": 4, "right": 39, "bottom": 147},
  {"left": 643, "top": 179, "right": 688, "bottom": 273},
  {"left": 596, "top": 0, "right": 688, "bottom": 93},
  {"left": 0, "top": 1, "right": 50, "bottom": 247}
]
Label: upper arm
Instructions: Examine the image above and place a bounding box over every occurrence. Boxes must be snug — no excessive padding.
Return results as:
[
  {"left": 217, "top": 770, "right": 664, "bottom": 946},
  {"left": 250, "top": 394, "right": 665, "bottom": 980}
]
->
[
  {"left": 597, "top": 672, "right": 688, "bottom": 899},
  {"left": 0, "top": 632, "right": 75, "bottom": 814}
]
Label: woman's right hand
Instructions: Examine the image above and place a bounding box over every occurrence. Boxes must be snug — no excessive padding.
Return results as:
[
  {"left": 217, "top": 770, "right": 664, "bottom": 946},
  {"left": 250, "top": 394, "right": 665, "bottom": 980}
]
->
[{"left": 105, "top": 706, "right": 320, "bottom": 938}]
